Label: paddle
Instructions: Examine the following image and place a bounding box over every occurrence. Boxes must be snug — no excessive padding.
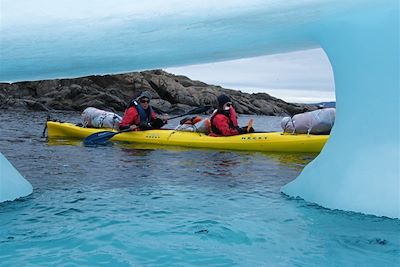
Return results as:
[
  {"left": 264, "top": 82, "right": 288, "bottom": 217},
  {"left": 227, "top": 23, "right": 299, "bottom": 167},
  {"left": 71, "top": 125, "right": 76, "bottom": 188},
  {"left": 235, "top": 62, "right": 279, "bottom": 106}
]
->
[
  {"left": 167, "top": 105, "right": 212, "bottom": 120},
  {"left": 83, "top": 130, "right": 122, "bottom": 146},
  {"left": 83, "top": 105, "right": 212, "bottom": 146},
  {"left": 247, "top": 118, "right": 254, "bottom": 132}
]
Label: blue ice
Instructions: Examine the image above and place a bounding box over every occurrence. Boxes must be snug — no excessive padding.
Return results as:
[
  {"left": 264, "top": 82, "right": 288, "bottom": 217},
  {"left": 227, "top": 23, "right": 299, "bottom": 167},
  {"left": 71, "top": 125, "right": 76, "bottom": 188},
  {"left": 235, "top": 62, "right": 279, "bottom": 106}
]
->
[
  {"left": 0, "top": 153, "right": 32, "bottom": 202},
  {"left": 0, "top": 0, "right": 398, "bottom": 218}
]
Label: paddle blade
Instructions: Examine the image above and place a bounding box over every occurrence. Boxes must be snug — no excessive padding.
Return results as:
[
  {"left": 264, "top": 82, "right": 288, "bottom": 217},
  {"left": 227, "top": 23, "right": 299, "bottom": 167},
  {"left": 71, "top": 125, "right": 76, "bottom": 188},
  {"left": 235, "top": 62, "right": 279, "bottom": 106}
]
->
[
  {"left": 83, "top": 131, "right": 119, "bottom": 146},
  {"left": 247, "top": 118, "right": 254, "bottom": 132}
]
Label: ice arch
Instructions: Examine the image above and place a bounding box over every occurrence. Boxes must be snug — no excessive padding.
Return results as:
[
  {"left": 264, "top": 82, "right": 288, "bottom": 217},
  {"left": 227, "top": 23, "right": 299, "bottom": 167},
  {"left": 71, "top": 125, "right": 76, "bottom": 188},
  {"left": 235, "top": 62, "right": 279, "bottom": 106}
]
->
[
  {"left": 282, "top": 5, "right": 399, "bottom": 219},
  {"left": 0, "top": 1, "right": 398, "bottom": 217},
  {"left": 0, "top": 153, "right": 33, "bottom": 202}
]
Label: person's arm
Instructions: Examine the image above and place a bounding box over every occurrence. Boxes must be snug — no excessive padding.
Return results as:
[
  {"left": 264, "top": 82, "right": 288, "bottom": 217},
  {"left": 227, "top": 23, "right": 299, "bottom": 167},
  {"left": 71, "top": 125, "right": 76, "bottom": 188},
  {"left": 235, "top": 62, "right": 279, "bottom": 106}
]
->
[
  {"left": 213, "top": 115, "right": 240, "bottom": 136},
  {"left": 229, "top": 106, "right": 239, "bottom": 127},
  {"left": 150, "top": 110, "right": 168, "bottom": 128},
  {"left": 119, "top": 107, "right": 139, "bottom": 130},
  {"left": 151, "top": 110, "right": 157, "bottom": 120}
]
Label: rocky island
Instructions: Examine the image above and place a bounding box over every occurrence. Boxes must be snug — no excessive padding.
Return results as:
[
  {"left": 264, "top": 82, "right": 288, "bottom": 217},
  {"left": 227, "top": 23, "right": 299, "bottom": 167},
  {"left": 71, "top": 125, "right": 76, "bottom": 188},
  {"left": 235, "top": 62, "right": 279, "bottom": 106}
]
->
[{"left": 0, "top": 69, "right": 317, "bottom": 116}]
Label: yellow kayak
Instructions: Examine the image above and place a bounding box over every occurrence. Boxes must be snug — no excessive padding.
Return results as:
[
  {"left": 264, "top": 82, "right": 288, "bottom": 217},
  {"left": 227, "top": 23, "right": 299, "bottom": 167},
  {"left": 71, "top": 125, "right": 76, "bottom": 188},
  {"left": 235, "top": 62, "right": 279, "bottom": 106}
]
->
[{"left": 47, "top": 121, "right": 329, "bottom": 153}]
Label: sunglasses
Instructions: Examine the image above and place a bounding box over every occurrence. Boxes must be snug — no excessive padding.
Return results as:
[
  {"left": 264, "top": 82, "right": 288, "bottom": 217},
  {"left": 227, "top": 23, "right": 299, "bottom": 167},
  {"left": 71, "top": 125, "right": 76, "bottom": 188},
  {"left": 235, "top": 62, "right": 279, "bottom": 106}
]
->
[
  {"left": 140, "top": 99, "right": 150, "bottom": 103},
  {"left": 225, "top": 103, "right": 232, "bottom": 107}
]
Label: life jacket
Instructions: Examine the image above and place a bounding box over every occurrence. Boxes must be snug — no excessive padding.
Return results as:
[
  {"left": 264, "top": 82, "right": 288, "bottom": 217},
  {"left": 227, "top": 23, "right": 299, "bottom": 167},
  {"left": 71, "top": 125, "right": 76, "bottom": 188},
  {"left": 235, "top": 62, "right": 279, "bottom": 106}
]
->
[
  {"left": 210, "top": 109, "right": 238, "bottom": 135},
  {"left": 127, "top": 99, "right": 153, "bottom": 127}
]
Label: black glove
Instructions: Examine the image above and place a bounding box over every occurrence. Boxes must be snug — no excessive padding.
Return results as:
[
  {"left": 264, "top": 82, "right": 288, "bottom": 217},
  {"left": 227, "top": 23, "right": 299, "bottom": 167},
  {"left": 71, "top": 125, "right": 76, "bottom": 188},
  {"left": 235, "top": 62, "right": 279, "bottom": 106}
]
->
[
  {"left": 238, "top": 127, "right": 247, "bottom": 134},
  {"left": 238, "top": 126, "right": 255, "bottom": 134},
  {"left": 150, "top": 118, "right": 166, "bottom": 129},
  {"left": 139, "top": 122, "right": 153, "bottom": 130}
]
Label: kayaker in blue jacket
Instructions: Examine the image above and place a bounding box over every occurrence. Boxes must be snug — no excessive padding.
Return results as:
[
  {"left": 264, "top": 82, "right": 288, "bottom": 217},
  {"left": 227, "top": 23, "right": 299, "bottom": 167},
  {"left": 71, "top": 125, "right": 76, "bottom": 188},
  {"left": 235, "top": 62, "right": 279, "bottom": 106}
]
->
[{"left": 119, "top": 91, "right": 166, "bottom": 131}]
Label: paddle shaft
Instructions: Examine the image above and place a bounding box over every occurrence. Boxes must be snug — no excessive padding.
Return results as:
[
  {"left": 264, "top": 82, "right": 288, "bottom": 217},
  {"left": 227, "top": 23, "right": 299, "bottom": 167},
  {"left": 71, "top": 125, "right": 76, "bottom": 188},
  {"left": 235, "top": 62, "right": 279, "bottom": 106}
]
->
[{"left": 168, "top": 105, "right": 211, "bottom": 120}]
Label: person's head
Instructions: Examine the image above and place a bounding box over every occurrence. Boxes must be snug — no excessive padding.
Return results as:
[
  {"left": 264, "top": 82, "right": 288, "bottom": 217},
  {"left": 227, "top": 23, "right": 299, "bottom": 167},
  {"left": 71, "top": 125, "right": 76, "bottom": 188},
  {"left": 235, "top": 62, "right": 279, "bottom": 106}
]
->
[
  {"left": 135, "top": 91, "right": 152, "bottom": 109},
  {"left": 217, "top": 94, "right": 233, "bottom": 111}
]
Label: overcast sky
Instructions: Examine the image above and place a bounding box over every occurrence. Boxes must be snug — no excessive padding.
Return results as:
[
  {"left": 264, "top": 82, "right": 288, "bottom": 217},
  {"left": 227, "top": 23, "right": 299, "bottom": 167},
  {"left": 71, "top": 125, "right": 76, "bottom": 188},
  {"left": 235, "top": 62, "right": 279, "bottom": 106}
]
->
[{"left": 166, "top": 48, "right": 335, "bottom": 103}]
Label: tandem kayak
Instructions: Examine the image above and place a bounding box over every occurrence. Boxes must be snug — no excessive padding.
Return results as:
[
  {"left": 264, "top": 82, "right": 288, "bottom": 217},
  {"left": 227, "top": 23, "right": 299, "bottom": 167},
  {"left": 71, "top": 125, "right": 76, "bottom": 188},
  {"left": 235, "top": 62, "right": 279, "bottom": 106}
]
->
[{"left": 46, "top": 121, "right": 329, "bottom": 153}]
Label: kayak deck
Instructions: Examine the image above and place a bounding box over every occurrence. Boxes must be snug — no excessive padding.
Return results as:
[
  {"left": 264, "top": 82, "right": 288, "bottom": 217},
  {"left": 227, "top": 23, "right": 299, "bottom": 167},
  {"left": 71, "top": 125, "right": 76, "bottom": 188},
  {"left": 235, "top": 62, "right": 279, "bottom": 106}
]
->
[{"left": 47, "top": 121, "right": 329, "bottom": 153}]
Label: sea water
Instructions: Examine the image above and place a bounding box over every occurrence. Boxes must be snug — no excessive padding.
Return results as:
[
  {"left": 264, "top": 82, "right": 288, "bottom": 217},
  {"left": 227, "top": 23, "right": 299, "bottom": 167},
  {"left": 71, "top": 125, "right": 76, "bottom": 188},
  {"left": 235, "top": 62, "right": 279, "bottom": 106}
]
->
[{"left": 0, "top": 110, "right": 399, "bottom": 266}]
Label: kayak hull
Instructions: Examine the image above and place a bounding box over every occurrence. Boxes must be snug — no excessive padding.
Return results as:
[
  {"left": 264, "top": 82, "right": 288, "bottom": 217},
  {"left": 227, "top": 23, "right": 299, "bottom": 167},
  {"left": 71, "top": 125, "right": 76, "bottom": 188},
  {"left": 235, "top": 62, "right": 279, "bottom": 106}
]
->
[{"left": 47, "top": 121, "right": 329, "bottom": 153}]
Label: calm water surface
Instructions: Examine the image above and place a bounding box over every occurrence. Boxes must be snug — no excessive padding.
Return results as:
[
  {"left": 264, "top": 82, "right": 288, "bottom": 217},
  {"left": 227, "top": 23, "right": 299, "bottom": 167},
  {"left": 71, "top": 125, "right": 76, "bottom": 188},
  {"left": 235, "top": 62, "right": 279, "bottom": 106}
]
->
[{"left": 0, "top": 110, "right": 399, "bottom": 266}]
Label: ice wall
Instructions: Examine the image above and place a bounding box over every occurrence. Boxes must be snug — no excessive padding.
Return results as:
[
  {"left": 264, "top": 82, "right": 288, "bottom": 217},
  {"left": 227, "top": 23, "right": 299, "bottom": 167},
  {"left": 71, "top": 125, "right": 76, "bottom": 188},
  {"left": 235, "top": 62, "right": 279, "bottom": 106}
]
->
[
  {"left": 0, "top": 0, "right": 398, "bottom": 217},
  {"left": 0, "top": 153, "right": 33, "bottom": 202},
  {"left": 282, "top": 4, "right": 400, "bottom": 219}
]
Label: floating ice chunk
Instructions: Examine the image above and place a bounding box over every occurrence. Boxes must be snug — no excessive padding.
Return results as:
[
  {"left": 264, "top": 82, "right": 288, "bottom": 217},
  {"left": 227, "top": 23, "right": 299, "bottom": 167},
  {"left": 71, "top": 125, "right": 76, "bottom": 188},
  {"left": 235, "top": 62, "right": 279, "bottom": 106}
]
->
[{"left": 0, "top": 152, "right": 33, "bottom": 202}]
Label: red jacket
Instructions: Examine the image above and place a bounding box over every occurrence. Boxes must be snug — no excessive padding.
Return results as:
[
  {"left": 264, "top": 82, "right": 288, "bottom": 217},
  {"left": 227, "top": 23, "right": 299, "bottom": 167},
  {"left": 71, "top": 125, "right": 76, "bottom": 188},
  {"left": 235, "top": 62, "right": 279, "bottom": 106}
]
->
[
  {"left": 209, "top": 107, "right": 239, "bottom": 136},
  {"left": 119, "top": 106, "right": 157, "bottom": 128}
]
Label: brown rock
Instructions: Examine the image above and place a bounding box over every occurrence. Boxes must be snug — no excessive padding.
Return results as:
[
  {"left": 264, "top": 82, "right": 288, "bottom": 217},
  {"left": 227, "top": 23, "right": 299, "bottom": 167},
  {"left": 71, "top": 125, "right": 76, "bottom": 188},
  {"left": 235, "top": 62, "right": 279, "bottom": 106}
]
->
[{"left": 0, "top": 69, "right": 318, "bottom": 116}]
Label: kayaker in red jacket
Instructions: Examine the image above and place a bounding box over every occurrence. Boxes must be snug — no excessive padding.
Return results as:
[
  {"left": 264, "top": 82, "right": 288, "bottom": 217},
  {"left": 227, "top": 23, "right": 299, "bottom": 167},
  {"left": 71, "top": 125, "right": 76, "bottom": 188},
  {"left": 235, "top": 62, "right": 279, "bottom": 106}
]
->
[
  {"left": 209, "top": 94, "right": 254, "bottom": 136},
  {"left": 119, "top": 91, "right": 166, "bottom": 131}
]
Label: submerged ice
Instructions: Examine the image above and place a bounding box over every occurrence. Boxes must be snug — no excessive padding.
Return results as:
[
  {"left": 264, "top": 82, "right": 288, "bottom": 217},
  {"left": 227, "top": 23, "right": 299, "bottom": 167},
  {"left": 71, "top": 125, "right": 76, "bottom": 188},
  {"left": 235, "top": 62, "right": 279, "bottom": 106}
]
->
[{"left": 0, "top": 0, "right": 399, "bottom": 218}]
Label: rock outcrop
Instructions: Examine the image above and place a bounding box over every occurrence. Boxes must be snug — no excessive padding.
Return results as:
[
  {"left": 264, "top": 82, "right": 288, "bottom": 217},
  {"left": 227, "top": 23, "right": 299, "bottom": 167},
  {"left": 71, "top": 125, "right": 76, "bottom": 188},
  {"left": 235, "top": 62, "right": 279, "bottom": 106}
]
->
[{"left": 0, "top": 70, "right": 317, "bottom": 116}]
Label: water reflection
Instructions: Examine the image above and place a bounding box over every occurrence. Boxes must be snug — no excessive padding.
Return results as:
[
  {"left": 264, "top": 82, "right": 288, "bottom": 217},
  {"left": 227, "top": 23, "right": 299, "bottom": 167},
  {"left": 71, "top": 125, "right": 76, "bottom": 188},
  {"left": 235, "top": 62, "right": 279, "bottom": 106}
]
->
[
  {"left": 47, "top": 137, "right": 317, "bottom": 172},
  {"left": 47, "top": 137, "right": 83, "bottom": 147},
  {"left": 264, "top": 152, "right": 317, "bottom": 170}
]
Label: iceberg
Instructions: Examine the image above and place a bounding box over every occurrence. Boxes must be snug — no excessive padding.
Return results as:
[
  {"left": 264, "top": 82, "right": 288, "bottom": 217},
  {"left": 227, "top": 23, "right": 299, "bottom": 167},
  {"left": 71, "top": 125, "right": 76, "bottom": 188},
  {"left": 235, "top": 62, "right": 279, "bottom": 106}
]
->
[
  {"left": 0, "top": 0, "right": 398, "bottom": 217},
  {"left": 0, "top": 152, "right": 33, "bottom": 202},
  {"left": 282, "top": 3, "right": 399, "bottom": 219}
]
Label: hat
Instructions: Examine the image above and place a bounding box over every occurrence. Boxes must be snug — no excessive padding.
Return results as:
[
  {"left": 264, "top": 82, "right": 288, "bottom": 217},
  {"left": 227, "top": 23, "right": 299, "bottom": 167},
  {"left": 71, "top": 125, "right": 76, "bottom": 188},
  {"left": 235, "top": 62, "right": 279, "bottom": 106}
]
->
[
  {"left": 135, "top": 90, "right": 152, "bottom": 101},
  {"left": 217, "top": 94, "right": 231, "bottom": 109}
]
